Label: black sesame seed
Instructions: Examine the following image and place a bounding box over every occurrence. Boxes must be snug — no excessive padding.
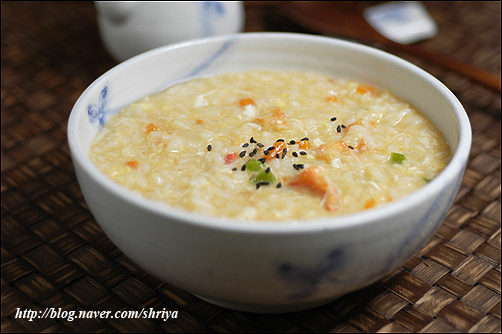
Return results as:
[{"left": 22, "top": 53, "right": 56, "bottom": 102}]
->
[
  {"left": 276, "top": 154, "right": 280, "bottom": 159},
  {"left": 258, "top": 158, "right": 266, "bottom": 163},
  {"left": 263, "top": 150, "right": 269, "bottom": 155},
  {"left": 293, "top": 164, "right": 300, "bottom": 170},
  {"left": 330, "top": 117, "right": 337, "bottom": 121},
  {"left": 341, "top": 124, "right": 346, "bottom": 128},
  {"left": 268, "top": 146, "right": 275, "bottom": 151},
  {"left": 289, "top": 140, "right": 296, "bottom": 145},
  {"left": 242, "top": 143, "right": 249, "bottom": 148},
  {"left": 250, "top": 137, "right": 257, "bottom": 143},
  {"left": 232, "top": 167, "right": 237, "bottom": 171},
  {"left": 276, "top": 182, "right": 282, "bottom": 188},
  {"left": 292, "top": 152, "right": 298, "bottom": 157},
  {"left": 266, "top": 167, "right": 271, "bottom": 173},
  {"left": 256, "top": 182, "right": 270, "bottom": 189},
  {"left": 297, "top": 164, "right": 304, "bottom": 169},
  {"left": 301, "top": 137, "right": 309, "bottom": 141},
  {"left": 257, "top": 143, "right": 264, "bottom": 148},
  {"left": 241, "top": 164, "right": 246, "bottom": 171},
  {"left": 348, "top": 145, "right": 354, "bottom": 149},
  {"left": 239, "top": 151, "right": 246, "bottom": 158},
  {"left": 281, "top": 148, "right": 288, "bottom": 159},
  {"left": 249, "top": 152, "right": 255, "bottom": 157},
  {"left": 300, "top": 151, "right": 307, "bottom": 155},
  {"left": 252, "top": 148, "right": 258, "bottom": 155},
  {"left": 337, "top": 125, "right": 341, "bottom": 133},
  {"left": 207, "top": 144, "right": 212, "bottom": 151},
  {"left": 276, "top": 139, "right": 285, "bottom": 142}
]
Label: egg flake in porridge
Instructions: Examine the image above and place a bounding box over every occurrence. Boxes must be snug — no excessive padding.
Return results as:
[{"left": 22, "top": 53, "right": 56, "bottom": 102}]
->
[{"left": 89, "top": 70, "right": 451, "bottom": 220}]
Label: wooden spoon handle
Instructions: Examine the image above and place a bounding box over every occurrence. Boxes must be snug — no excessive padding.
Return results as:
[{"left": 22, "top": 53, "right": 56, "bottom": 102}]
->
[
  {"left": 279, "top": 2, "right": 501, "bottom": 93},
  {"left": 387, "top": 42, "right": 501, "bottom": 93}
]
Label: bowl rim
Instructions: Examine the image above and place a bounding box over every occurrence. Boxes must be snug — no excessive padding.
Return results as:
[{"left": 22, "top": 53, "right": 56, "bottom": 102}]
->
[{"left": 68, "top": 32, "right": 472, "bottom": 234}]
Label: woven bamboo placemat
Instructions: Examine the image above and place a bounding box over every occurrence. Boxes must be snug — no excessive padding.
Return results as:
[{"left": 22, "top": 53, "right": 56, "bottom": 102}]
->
[{"left": 2, "top": 1, "right": 500, "bottom": 332}]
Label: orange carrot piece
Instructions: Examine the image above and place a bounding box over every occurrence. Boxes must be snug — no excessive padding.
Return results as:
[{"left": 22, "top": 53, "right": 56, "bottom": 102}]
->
[
  {"left": 364, "top": 198, "right": 376, "bottom": 209},
  {"left": 356, "top": 85, "right": 375, "bottom": 94},
  {"left": 125, "top": 161, "right": 139, "bottom": 169},
  {"left": 325, "top": 96, "right": 338, "bottom": 102},
  {"left": 145, "top": 123, "right": 159, "bottom": 133},
  {"left": 239, "top": 98, "right": 256, "bottom": 107},
  {"left": 265, "top": 141, "right": 287, "bottom": 161},
  {"left": 297, "top": 139, "right": 311, "bottom": 150}
]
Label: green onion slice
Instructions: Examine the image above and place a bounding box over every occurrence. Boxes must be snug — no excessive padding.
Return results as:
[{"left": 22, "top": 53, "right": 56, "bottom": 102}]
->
[{"left": 391, "top": 152, "right": 406, "bottom": 164}]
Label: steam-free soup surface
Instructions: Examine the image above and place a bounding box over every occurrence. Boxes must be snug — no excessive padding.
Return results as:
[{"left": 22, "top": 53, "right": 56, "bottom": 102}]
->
[{"left": 89, "top": 70, "right": 451, "bottom": 221}]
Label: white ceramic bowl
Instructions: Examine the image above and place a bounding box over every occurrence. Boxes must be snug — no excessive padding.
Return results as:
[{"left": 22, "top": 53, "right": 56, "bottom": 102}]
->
[{"left": 67, "top": 33, "right": 471, "bottom": 313}]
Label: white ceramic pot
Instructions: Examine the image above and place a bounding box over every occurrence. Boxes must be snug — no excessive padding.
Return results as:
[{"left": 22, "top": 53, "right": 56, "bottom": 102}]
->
[
  {"left": 68, "top": 33, "right": 471, "bottom": 313},
  {"left": 95, "top": 1, "right": 245, "bottom": 62}
]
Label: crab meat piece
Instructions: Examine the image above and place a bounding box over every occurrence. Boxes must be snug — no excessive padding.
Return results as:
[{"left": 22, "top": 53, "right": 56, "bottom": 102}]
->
[
  {"left": 289, "top": 166, "right": 340, "bottom": 211},
  {"left": 257, "top": 107, "right": 287, "bottom": 130}
]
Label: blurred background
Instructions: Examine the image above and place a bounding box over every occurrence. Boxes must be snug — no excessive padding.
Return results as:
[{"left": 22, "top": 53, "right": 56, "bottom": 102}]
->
[{"left": 2, "top": 2, "right": 501, "bottom": 333}]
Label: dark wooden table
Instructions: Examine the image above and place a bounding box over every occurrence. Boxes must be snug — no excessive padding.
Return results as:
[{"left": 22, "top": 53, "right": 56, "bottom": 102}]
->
[{"left": 2, "top": 1, "right": 500, "bottom": 332}]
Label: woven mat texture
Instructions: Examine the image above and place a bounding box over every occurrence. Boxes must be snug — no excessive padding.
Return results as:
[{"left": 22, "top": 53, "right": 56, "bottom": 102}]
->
[{"left": 1, "top": 1, "right": 500, "bottom": 333}]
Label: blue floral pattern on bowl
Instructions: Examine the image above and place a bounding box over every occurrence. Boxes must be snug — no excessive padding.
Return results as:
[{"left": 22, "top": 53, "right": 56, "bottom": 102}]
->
[
  {"left": 185, "top": 39, "right": 235, "bottom": 79},
  {"left": 202, "top": 2, "right": 225, "bottom": 37},
  {"left": 278, "top": 247, "right": 345, "bottom": 299},
  {"left": 86, "top": 35, "right": 237, "bottom": 129},
  {"left": 276, "top": 181, "right": 459, "bottom": 300},
  {"left": 87, "top": 85, "right": 110, "bottom": 129}
]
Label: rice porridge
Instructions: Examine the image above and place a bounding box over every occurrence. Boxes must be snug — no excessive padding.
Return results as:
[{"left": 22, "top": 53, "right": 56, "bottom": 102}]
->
[{"left": 89, "top": 70, "right": 451, "bottom": 220}]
